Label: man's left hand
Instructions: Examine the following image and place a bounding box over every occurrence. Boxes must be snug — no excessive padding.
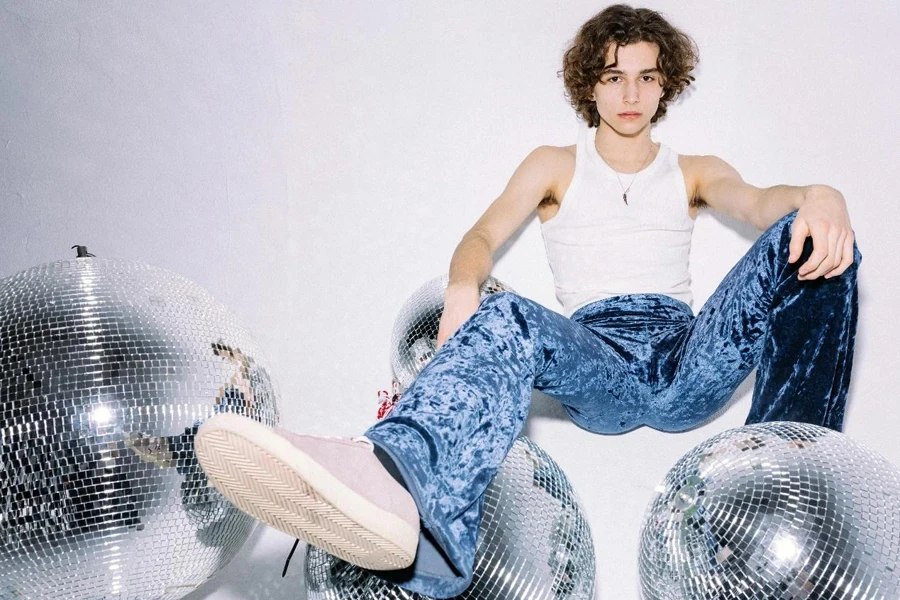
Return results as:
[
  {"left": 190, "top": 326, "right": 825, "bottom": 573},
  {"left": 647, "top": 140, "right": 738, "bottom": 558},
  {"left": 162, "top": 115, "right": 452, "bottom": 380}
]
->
[{"left": 788, "top": 185, "right": 855, "bottom": 280}]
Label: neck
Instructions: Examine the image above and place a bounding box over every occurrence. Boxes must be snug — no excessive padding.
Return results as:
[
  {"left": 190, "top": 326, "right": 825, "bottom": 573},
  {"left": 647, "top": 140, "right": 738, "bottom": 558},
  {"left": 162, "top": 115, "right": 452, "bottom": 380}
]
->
[{"left": 594, "top": 120, "right": 655, "bottom": 166}]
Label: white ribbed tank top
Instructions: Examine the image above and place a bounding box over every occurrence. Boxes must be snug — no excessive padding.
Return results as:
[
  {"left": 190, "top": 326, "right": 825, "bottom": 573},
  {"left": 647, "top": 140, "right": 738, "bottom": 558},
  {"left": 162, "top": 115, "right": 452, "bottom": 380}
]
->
[{"left": 540, "top": 125, "right": 694, "bottom": 317}]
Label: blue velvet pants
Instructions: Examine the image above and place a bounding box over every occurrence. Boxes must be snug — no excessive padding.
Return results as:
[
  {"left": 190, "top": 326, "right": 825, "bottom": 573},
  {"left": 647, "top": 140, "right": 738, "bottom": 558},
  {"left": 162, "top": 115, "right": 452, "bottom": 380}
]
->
[{"left": 364, "top": 212, "right": 861, "bottom": 598}]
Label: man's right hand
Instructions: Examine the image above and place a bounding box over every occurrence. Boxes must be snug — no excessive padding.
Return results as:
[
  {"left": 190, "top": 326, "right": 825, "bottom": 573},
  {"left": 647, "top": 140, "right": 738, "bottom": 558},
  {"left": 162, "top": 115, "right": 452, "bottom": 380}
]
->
[{"left": 436, "top": 284, "right": 481, "bottom": 349}]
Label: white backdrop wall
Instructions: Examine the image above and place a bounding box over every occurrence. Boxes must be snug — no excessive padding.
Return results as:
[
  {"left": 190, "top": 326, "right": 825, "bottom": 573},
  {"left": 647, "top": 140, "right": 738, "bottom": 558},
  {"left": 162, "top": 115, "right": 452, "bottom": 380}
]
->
[{"left": 1, "top": 1, "right": 898, "bottom": 598}]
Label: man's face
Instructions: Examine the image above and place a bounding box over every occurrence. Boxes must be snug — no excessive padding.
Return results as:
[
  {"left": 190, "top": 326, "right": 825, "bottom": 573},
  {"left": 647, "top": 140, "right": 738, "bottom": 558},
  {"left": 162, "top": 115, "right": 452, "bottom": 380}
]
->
[{"left": 590, "top": 41, "right": 665, "bottom": 137}]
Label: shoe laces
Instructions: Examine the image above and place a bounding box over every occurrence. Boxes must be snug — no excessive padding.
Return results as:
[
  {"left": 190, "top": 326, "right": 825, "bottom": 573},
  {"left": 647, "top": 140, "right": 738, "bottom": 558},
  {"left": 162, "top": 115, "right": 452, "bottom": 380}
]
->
[{"left": 282, "top": 539, "right": 300, "bottom": 577}]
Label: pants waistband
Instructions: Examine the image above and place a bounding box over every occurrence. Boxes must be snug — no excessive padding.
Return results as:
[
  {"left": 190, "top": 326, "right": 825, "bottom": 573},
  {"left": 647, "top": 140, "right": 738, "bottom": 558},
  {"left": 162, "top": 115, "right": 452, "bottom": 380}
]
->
[{"left": 570, "top": 293, "right": 694, "bottom": 324}]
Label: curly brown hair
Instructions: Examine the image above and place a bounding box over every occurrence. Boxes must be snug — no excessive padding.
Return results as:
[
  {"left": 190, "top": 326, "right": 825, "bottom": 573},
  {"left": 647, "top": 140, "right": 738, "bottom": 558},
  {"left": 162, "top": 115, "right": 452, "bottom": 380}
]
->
[{"left": 560, "top": 5, "right": 699, "bottom": 126}]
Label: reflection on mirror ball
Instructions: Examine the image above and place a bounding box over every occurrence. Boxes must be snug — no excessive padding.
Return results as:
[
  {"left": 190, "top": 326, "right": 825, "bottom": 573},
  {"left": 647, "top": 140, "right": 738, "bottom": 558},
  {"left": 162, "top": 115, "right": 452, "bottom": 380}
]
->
[
  {"left": 305, "top": 436, "right": 595, "bottom": 599},
  {"left": 390, "top": 275, "right": 514, "bottom": 391},
  {"left": 0, "top": 258, "right": 280, "bottom": 599},
  {"left": 639, "top": 422, "right": 900, "bottom": 599}
]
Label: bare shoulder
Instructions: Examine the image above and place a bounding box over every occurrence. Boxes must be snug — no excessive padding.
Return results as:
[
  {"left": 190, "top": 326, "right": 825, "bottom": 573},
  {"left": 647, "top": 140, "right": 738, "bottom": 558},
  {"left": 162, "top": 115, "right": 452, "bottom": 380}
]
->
[
  {"left": 466, "top": 144, "right": 576, "bottom": 250},
  {"left": 526, "top": 144, "right": 575, "bottom": 170},
  {"left": 524, "top": 144, "right": 576, "bottom": 217}
]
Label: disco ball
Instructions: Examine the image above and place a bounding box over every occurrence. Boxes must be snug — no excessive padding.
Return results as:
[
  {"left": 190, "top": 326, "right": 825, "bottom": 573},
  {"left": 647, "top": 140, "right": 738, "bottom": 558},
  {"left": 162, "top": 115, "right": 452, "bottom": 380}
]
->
[
  {"left": 0, "top": 257, "right": 280, "bottom": 599},
  {"left": 390, "top": 275, "right": 514, "bottom": 391},
  {"left": 639, "top": 422, "right": 900, "bottom": 599},
  {"left": 305, "top": 436, "right": 595, "bottom": 600}
]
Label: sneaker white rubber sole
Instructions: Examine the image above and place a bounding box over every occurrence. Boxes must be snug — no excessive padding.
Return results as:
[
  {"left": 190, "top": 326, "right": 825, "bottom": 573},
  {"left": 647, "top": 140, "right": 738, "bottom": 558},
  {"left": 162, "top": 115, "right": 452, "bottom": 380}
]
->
[{"left": 194, "top": 413, "right": 418, "bottom": 570}]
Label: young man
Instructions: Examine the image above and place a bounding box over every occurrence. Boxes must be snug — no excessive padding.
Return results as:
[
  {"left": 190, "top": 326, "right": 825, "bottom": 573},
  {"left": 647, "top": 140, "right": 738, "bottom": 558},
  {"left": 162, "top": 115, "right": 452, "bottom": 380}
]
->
[{"left": 193, "top": 5, "right": 859, "bottom": 598}]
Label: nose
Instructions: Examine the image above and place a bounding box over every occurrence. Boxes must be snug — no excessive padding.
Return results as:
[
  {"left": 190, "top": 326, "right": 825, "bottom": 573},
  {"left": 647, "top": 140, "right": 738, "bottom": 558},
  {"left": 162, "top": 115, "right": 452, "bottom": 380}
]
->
[{"left": 624, "top": 79, "right": 640, "bottom": 104}]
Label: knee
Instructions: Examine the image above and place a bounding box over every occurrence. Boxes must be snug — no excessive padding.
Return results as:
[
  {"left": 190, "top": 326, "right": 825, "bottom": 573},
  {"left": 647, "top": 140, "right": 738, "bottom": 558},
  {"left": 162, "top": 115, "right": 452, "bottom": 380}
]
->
[
  {"left": 475, "top": 291, "right": 535, "bottom": 339},
  {"left": 479, "top": 290, "right": 517, "bottom": 307},
  {"left": 478, "top": 291, "right": 526, "bottom": 315},
  {"left": 757, "top": 213, "right": 862, "bottom": 281},
  {"left": 761, "top": 211, "right": 863, "bottom": 270},
  {"left": 759, "top": 210, "right": 798, "bottom": 255}
]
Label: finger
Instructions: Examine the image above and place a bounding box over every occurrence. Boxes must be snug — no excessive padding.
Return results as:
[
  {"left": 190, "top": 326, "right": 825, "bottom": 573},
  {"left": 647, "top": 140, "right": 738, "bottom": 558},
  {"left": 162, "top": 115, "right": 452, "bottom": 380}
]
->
[
  {"left": 823, "top": 230, "right": 846, "bottom": 278},
  {"left": 789, "top": 217, "right": 809, "bottom": 263},
  {"left": 798, "top": 225, "right": 830, "bottom": 280},
  {"left": 843, "top": 232, "right": 856, "bottom": 269},
  {"left": 827, "top": 232, "right": 856, "bottom": 278},
  {"left": 818, "top": 228, "right": 841, "bottom": 275},
  {"left": 801, "top": 227, "right": 840, "bottom": 280},
  {"left": 819, "top": 230, "right": 847, "bottom": 279},
  {"left": 797, "top": 224, "right": 829, "bottom": 278}
]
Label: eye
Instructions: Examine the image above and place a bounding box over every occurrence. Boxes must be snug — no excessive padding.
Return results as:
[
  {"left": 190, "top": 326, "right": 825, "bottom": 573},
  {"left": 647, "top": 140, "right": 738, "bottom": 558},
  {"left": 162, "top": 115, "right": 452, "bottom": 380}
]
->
[
  {"left": 605, "top": 76, "right": 621, "bottom": 83},
  {"left": 642, "top": 75, "right": 656, "bottom": 82}
]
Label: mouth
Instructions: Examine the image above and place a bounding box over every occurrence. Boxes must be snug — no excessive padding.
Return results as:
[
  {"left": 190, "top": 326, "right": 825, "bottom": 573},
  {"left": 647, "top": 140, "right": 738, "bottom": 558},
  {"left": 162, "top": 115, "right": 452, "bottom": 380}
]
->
[{"left": 618, "top": 112, "right": 642, "bottom": 119}]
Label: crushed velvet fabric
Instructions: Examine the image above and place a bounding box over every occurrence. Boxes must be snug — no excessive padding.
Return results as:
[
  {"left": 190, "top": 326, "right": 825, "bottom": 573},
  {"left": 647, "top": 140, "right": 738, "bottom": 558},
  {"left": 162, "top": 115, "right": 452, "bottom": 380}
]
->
[{"left": 364, "top": 211, "right": 861, "bottom": 598}]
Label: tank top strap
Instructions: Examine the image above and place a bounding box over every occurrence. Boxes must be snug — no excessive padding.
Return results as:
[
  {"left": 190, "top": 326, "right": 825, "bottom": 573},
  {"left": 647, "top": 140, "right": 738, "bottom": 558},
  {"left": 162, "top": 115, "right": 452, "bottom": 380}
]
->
[
  {"left": 576, "top": 124, "right": 594, "bottom": 171},
  {"left": 662, "top": 142, "right": 679, "bottom": 168}
]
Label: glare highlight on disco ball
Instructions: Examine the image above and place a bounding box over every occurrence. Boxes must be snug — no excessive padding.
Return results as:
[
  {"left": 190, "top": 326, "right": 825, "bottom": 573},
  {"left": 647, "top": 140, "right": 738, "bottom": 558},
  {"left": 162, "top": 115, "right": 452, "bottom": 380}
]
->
[
  {"left": 0, "top": 257, "right": 280, "bottom": 599},
  {"left": 639, "top": 422, "right": 900, "bottom": 599},
  {"left": 390, "top": 275, "right": 514, "bottom": 391},
  {"left": 305, "top": 436, "right": 595, "bottom": 599}
]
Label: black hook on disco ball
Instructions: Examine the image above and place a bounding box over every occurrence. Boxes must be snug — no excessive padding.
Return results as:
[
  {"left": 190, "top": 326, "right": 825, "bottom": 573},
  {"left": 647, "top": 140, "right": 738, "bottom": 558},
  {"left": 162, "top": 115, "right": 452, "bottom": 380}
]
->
[{"left": 71, "top": 245, "right": 96, "bottom": 258}]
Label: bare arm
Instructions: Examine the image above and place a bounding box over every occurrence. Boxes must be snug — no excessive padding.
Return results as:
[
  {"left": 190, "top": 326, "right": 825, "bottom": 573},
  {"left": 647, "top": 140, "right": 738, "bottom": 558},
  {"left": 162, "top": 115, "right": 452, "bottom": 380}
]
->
[
  {"left": 436, "top": 145, "right": 568, "bottom": 347},
  {"left": 689, "top": 155, "right": 854, "bottom": 281}
]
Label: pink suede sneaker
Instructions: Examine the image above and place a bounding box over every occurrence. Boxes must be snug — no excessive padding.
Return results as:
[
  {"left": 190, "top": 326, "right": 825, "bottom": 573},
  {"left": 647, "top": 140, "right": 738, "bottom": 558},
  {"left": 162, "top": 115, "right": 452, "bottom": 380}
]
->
[{"left": 194, "top": 413, "right": 419, "bottom": 570}]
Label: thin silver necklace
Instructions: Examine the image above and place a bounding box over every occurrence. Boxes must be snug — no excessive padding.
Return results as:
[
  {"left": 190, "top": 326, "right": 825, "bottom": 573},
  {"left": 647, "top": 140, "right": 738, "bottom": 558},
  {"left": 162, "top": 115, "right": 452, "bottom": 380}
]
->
[{"left": 596, "top": 141, "right": 657, "bottom": 205}]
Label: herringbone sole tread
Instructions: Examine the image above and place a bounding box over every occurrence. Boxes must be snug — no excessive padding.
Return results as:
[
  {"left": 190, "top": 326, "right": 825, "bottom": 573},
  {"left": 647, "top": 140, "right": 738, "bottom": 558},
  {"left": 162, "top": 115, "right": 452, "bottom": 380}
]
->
[{"left": 195, "top": 427, "right": 414, "bottom": 570}]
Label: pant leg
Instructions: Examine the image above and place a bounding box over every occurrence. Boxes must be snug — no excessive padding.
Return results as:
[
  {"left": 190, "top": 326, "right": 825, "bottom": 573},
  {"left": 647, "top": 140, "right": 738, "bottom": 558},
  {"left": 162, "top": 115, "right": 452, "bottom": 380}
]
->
[
  {"left": 655, "top": 211, "right": 861, "bottom": 432},
  {"left": 745, "top": 216, "right": 860, "bottom": 429},
  {"left": 363, "top": 291, "right": 638, "bottom": 598}
]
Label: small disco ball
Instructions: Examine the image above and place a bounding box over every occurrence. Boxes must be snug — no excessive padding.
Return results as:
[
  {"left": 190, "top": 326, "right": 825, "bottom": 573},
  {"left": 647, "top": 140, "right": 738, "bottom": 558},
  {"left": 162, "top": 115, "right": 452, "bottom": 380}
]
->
[
  {"left": 305, "top": 436, "right": 595, "bottom": 599},
  {"left": 639, "top": 422, "right": 900, "bottom": 600},
  {"left": 0, "top": 256, "right": 280, "bottom": 600},
  {"left": 390, "top": 275, "right": 514, "bottom": 391}
]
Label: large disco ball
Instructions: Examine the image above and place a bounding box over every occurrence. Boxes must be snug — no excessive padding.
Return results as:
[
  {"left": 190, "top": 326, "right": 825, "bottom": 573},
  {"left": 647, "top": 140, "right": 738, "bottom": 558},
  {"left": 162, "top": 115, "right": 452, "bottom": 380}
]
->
[
  {"left": 0, "top": 257, "right": 280, "bottom": 599},
  {"left": 305, "top": 436, "right": 595, "bottom": 599},
  {"left": 390, "top": 275, "right": 514, "bottom": 391},
  {"left": 639, "top": 422, "right": 900, "bottom": 599}
]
